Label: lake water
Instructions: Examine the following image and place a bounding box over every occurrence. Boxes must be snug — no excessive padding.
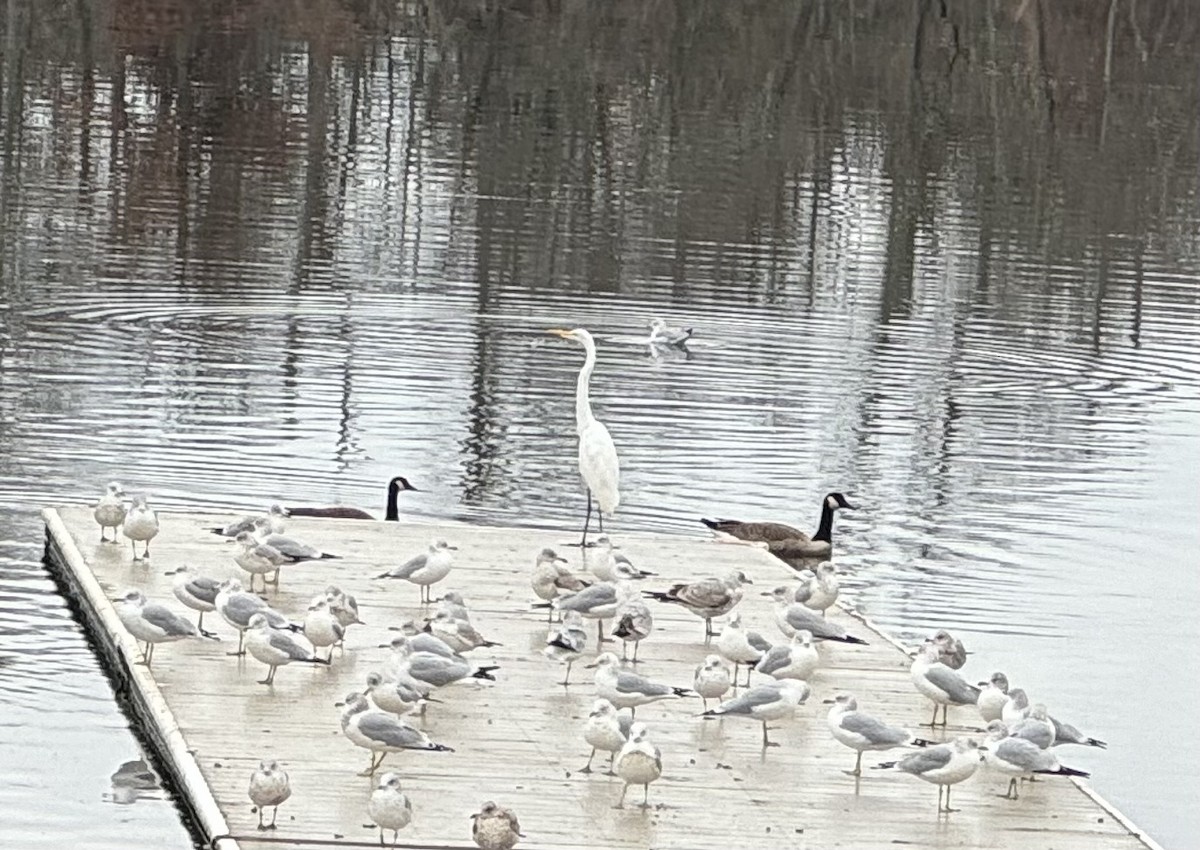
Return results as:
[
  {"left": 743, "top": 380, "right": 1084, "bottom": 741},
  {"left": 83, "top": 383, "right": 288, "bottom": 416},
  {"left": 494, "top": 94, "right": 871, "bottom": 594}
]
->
[{"left": 1, "top": 2, "right": 1198, "bottom": 847}]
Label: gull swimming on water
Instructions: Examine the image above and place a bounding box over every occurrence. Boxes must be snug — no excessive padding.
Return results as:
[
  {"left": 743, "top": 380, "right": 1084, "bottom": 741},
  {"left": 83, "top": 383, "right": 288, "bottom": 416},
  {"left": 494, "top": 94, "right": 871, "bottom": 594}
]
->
[
  {"left": 702, "top": 680, "right": 810, "bottom": 747},
  {"left": 873, "top": 737, "right": 982, "bottom": 814},
  {"left": 693, "top": 655, "right": 733, "bottom": 711},
  {"left": 643, "top": 570, "right": 752, "bottom": 637},
  {"left": 337, "top": 691, "right": 453, "bottom": 775},
  {"left": 378, "top": 539, "right": 457, "bottom": 603},
  {"left": 544, "top": 610, "right": 588, "bottom": 685},
  {"left": 715, "top": 612, "right": 771, "bottom": 686},
  {"left": 471, "top": 801, "right": 523, "bottom": 850},
  {"left": 648, "top": 317, "right": 693, "bottom": 347},
  {"left": 754, "top": 629, "right": 820, "bottom": 682},
  {"left": 214, "top": 578, "right": 300, "bottom": 656},
  {"left": 766, "top": 586, "right": 868, "bottom": 644},
  {"left": 302, "top": 596, "right": 344, "bottom": 661},
  {"left": 245, "top": 613, "right": 330, "bottom": 685},
  {"left": 581, "top": 698, "right": 633, "bottom": 774},
  {"left": 122, "top": 494, "right": 159, "bottom": 561},
  {"left": 826, "top": 693, "right": 932, "bottom": 775},
  {"left": 981, "top": 721, "right": 1090, "bottom": 799},
  {"left": 615, "top": 722, "right": 663, "bottom": 809},
  {"left": 168, "top": 565, "right": 221, "bottom": 637},
  {"left": 114, "top": 589, "right": 202, "bottom": 665},
  {"left": 976, "top": 672, "right": 1010, "bottom": 722},
  {"left": 530, "top": 548, "right": 591, "bottom": 620},
  {"left": 369, "top": 772, "right": 413, "bottom": 847},
  {"left": 588, "top": 652, "right": 690, "bottom": 717},
  {"left": 248, "top": 760, "right": 291, "bottom": 830},
  {"left": 911, "top": 642, "right": 980, "bottom": 727},
  {"left": 611, "top": 594, "right": 653, "bottom": 662},
  {"left": 93, "top": 482, "right": 127, "bottom": 543}
]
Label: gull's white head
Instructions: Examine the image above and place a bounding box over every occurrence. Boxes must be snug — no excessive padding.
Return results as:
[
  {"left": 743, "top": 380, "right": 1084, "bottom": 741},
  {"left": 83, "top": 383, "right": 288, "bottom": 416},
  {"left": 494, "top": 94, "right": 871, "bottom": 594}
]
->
[{"left": 586, "top": 652, "right": 620, "bottom": 670}]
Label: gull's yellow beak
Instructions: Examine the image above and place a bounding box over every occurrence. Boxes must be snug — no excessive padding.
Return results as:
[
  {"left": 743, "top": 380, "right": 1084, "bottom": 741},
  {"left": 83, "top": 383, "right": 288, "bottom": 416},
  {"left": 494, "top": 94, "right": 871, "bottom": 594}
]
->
[{"left": 547, "top": 328, "right": 573, "bottom": 339}]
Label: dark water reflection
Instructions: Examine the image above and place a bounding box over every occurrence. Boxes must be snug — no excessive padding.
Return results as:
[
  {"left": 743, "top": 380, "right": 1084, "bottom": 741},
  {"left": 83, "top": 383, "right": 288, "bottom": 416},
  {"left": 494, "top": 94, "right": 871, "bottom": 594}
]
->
[{"left": 2, "top": 1, "right": 1199, "bottom": 847}]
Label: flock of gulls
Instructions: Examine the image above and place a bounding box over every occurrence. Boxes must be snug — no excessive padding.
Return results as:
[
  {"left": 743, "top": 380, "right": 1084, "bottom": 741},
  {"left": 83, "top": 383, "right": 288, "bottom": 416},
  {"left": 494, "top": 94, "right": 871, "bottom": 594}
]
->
[{"left": 88, "top": 325, "right": 1107, "bottom": 846}]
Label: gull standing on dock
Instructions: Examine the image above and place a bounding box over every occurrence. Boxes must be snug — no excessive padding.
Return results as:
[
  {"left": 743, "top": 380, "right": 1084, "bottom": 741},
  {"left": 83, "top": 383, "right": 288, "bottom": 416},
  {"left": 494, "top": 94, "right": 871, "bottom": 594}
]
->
[
  {"left": 611, "top": 593, "right": 653, "bottom": 662},
  {"left": 530, "top": 548, "right": 591, "bottom": 620},
  {"left": 113, "top": 589, "right": 201, "bottom": 665},
  {"left": 911, "top": 642, "right": 980, "bottom": 727},
  {"left": 1001, "top": 687, "right": 1032, "bottom": 726},
  {"left": 794, "top": 563, "right": 840, "bottom": 616},
  {"left": 368, "top": 772, "right": 413, "bottom": 847},
  {"left": 1049, "top": 713, "right": 1107, "bottom": 749},
  {"left": 873, "top": 737, "right": 982, "bottom": 814},
  {"left": 471, "top": 801, "right": 523, "bottom": 850},
  {"left": 365, "top": 671, "right": 430, "bottom": 718},
  {"left": 589, "top": 536, "right": 654, "bottom": 582},
  {"left": 702, "top": 680, "right": 810, "bottom": 748},
  {"left": 233, "top": 531, "right": 290, "bottom": 592},
  {"left": 303, "top": 596, "right": 344, "bottom": 660},
  {"left": 93, "top": 482, "right": 126, "bottom": 543},
  {"left": 247, "top": 760, "right": 291, "bottom": 830},
  {"left": 436, "top": 591, "right": 472, "bottom": 622},
  {"left": 826, "top": 693, "right": 932, "bottom": 775},
  {"left": 427, "top": 610, "right": 500, "bottom": 654},
  {"left": 215, "top": 579, "right": 300, "bottom": 656},
  {"left": 976, "top": 672, "right": 1010, "bottom": 722},
  {"left": 588, "top": 652, "right": 690, "bottom": 717},
  {"left": 693, "top": 655, "right": 733, "bottom": 711},
  {"left": 392, "top": 624, "right": 457, "bottom": 659},
  {"left": 325, "top": 585, "right": 363, "bottom": 644},
  {"left": 930, "top": 629, "right": 968, "bottom": 669},
  {"left": 716, "top": 613, "right": 771, "bottom": 686},
  {"left": 245, "top": 613, "right": 330, "bottom": 685},
  {"left": 1010, "top": 704, "right": 1056, "bottom": 749},
  {"left": 253, "top": 517, "right": 339, "bottom": 562},
  {"left": 386, "top": 637, "right": 499, "bottom": 693},
  {"left": 338, "top": 692, "right": 453, "bottom": 775},
  {"left": 543, "top": 610, "right": 588, "bottom": 685},
  {"left": 981, "top": 721, "right": 1090, "bottom": 799},
  {"left": 122, "top": 494, "right": 159, "bottom": 561},
  {"left": 211, "top": 504, "right": 288, "bottom": 537},
  {"left": 643, "top": 570, "right": 752, "bottom": 638},
  {"left": 766, "top": 586, "right": 868, "bottom": 644},
  {"left": 754, "top": 630, "right": 820, "bottom": 683},
  {"left": 581, "top": 698, "right": 633, "bottom": 774},
  {"left": 548, "top": 327, "right": 619, "bottom": 547},
  {"left": 168, "top": 565, "right": 221, "bottom": 637},
  {"left": 378, "top": 539, "right": 456, "bottom": 604},
  {"left": 550, "top": 580, "right": 630, "bottom": 643},
  {"left": 615, "top": 723, "right": 663, "bottom": 809}
]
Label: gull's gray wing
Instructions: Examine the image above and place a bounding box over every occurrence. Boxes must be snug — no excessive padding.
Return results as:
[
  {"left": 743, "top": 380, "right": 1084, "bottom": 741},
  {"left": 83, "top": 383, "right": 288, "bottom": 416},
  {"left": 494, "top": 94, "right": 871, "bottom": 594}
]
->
[
  {"left": 673, "top": 578, "right": 730, "bottom": 609},
  {"left": 223, "top": 594, "right": 267, "bottom": 627},
  {"left": 1010, "top": 719, "right": 1054, "bottom": 749},
  {"left": 262, "top": 607, "right": 293, "bottom": 630},
  {"left": 617, "top": 713, "right": 634, "bottom": 738},
  {"left": 783, "top": 605, "right": 830, "bottom": 634},
  {"left": 410, "top": 634, "right": 456, "bottom": 658},
  {"left": 267, "top": 630, "right": 313, "bottom": 661},
  {"left": 614, "top": 670, "right": 671, "bottom": 697},
  {"left": 262, "top": 534, "right": 320, "bottom": 560},
  {"left": 897, "top": 745, "right": 952, "bottom": 775},
  {"left": 558, "top": 583, "right": 617, "bottom": 612},
  {"left": 754, "top": 645, "right": 792, "bottom": 675},
  {"left": 141, "top": 604, "right": 197, "bottom": 637},
  {"left": 994, "top": 738, "right": 1054, "bottom": 771},
  {"left": 407, "top": 655, "right": 468, "bottom": 686},
  {"left": 385, "top": 553, "right": 427, "bottom": 579},
  {"left": 792, "top": 583, "right": 815, "bottom": 605},
  {"left": 357, "top": 714, "right": 427, "bottom": 749},
  {"left": 185, "top": 577, "right": 221, "bottom": 605},
  {"left": 715, "top": 685, "right": 782, "bottom": 715},
  {"left": 923, "top": 666, "right": 981, "bottom": 705},
  {"left": 840, "top": 712, "right": 909, "bottom": 746},
  {"left": 746, "top": 630, "right": 772, "bottom": 653}
]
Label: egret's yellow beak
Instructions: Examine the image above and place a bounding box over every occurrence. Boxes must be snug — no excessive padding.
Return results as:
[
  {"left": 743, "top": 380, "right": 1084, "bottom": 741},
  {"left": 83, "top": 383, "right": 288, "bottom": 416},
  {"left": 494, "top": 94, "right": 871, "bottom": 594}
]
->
[{"left": 547, "top": 328, "right": 572, "bottom": 339}]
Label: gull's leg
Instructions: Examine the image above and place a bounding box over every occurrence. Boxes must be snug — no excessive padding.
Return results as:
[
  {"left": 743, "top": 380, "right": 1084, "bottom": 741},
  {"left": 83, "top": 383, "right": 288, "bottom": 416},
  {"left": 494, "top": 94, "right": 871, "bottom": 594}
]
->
[
  {"left": 614, "top": 782, "right": 628, "bottom": 809},
  {"left": 269, "top": 805, "right": 279, "bottom": 829},
  {"left": 581, "top": 747, "right": 597, "bottom": 773},
  {"left": 640, "top": 783, "right": 650, "bottom": 809}
]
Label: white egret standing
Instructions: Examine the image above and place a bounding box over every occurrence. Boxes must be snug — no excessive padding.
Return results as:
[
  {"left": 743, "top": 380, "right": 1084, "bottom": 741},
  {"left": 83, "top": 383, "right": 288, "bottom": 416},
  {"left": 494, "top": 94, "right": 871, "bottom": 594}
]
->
[{"left": 548, "top": 328, "right": 620, "bottom": 547}]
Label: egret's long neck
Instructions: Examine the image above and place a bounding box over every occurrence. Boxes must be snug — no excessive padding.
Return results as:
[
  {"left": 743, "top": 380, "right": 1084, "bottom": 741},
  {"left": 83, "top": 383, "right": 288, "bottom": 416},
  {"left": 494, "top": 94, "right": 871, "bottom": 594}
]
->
[{"left": 574, "top": 344, "right": 597, "bottom": 433}]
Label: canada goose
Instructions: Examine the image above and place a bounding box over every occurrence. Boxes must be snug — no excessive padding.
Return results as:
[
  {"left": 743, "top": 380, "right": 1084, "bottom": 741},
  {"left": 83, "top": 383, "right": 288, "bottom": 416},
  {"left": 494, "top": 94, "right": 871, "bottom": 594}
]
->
[
  {"left": 286, "top": 476, "right": 420, "bottom": 521},
  {"left": 702, "top": 491, "right": 856, "bottom": 558}
]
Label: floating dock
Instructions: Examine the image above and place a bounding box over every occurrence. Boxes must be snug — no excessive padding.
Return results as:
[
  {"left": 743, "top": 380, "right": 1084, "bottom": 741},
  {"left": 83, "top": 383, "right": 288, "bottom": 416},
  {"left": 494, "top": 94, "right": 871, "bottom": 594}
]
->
[{"left": 43, "top": 506, "right": 1159, "bottom": 850}]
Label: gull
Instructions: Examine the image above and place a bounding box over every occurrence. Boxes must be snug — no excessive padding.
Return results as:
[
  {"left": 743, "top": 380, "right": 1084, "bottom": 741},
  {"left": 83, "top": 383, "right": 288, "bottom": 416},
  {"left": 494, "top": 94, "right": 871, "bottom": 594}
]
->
[
  {"left": 436, "top": 591, "right": 472, "bottom": 622},
  {"left": 754, "top": 630, "right": 820, "bottom": 682},
  {"left": 550, "top": 580, "right": 631, "bottom": 643},
  {"left": 930, "top": 629, "right": 968, "bottom": 670},
  {"left": 587, "top": 652, "right": 690, "bottom": 717},
  {"left": 826, "top": 693, "right": 932, "bottom": 775},
  {"left": 378, "top": 539, "right": 457, "bottom": 603},
  {"left": 981, "top": 721, "right": 1090, "bottom": 799},
  {"left": 387, "top": 637, "right": 499, "bottom": 692},
  {"left": 715, "top": 613, "right": 771, "bottom": 686},
  {"left": 693, "top": 655, "right": 733, "bottom": 711},
  {"left": 303, "top": 596, "right": 344, "bottom": 660},
  {"left": 911, "top": 642, "right": 980, "bottom": 727},
  {"left": 234, "top": 532, "right": 290, "bottom": 592},
  {"left": 122, "top": 494, "right": 159, "bottom": 561},
  {"left": 211, "top": 504, "right": 288, "bottom": 537},
  {"left": 1002, "top": 691, "right": 1105, "bottom": 749},
  {"left": 765, "top": 586, "right": 868, "bottom": 644},
  {"left": 368, "top": 772, "right": 413, "bottom": 847},
  {"left": 794, "top": 563, "right": 839, "bottom": 616},
  {"left": 976, "top": 672, "right": 1010, "bottom": 722},
  {"left": 168, "top": 565, "right": 221, "bottom": 637},
  {"left": 214, "top": 579, "right": 300, "bottom": 656},
  {"left": 611, "top": 595, "right": 653, "bottom": 662},
  {"left": 1010, "top": 704, "right": 1056, "bottom": 749},
  {"left": 1049, "top": 714, "right": 1107, "bottom": 749},
  {"left": 391, "top": 625, "right": 458, "bottom": 659},
  {"left": 702, "top": 680, "right": 810, "bottom": 747},
  {"left": 589, "top": 536, "right": 655, "bottom": 582},
  {"left": 471, "top": 801, "right": 523, "bottom": 850},
  {"left": 245, "top": 613, "right": 330, "bottom": 685},
  {"left": 253, "top": 517, "right": 340, "bottom": 562},
  {"left": 643, "top": 570, "right": 752, "bottom": 637},
  {"left": 615, "top": 723, "right": 663, "bottom": 809},
  {"left": 337, "top": 692, "right": 453, "bottom": 775},
  {"left": 426, "top": 610, "right": 500, "bottom": 654},
  {"left": 530, "top": 548, "right": 591, "bottom": 620},
  {"left": 365, "top": 671, "right": 431, "bottom": 717},
  {"left": 1001, "top": 687, "right": 1032, "bottom": 726},
  {"left": 113, "top": 589, "right": 201, "bottom": 665},
  {"left": 648, "top": 317, "right": 693, "bottom": 347},
  {"left": 581, "top": 698, "right": 633, "bottom": 774},
  {"left": 325, "top": 585, "right": 363, "bottom": 646},
  {"left": 873, "top": 737, "right": 982, "bottom": 814},
  {"left": 248, "top": 760, "right": 291, "bottom": 830},
  {"left": 93, "top": 482, "right": 127, "bottom": 543},
  {"left": 544, "top": 611, "right": 588, "bottom": 685}
]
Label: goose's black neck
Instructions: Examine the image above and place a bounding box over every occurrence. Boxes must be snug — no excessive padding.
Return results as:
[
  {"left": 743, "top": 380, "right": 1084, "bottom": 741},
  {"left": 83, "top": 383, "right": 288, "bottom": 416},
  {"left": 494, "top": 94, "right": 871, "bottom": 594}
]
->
[
  {"left": 385, "top": 481, "right": 400, "bottom": 522},
  {"left": 811, "top": 499, "right": 835, "bottom": 543}
]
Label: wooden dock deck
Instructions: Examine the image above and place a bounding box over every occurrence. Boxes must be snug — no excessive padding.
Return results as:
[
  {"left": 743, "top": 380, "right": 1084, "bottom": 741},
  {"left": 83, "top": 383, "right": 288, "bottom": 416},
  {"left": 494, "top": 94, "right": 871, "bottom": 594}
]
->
[{"left": 43, "top": 506, "right": 1159, "bottom": 850}]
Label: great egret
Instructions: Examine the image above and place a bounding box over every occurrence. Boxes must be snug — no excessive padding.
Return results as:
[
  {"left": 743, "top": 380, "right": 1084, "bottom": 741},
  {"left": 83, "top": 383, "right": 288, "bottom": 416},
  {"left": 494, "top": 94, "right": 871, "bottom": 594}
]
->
[{"left": 548, "top": 328, "right": 620, "bottom": 546}]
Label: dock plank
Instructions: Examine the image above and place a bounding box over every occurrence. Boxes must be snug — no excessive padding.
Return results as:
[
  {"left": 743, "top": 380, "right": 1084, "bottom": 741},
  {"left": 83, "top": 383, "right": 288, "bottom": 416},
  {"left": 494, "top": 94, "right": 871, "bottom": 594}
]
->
[{"left": 43, "top": 507, "right": 1156, "bottom": 850}]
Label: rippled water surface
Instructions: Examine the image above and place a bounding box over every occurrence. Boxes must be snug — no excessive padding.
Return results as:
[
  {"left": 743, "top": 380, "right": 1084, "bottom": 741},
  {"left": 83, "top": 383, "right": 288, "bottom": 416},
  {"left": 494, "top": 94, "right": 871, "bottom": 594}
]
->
[{"left": 2, "top": 2, "right": 1199, "bottom": 847}]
